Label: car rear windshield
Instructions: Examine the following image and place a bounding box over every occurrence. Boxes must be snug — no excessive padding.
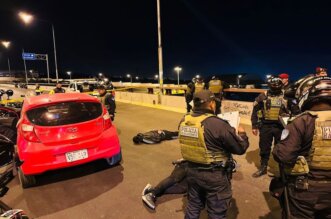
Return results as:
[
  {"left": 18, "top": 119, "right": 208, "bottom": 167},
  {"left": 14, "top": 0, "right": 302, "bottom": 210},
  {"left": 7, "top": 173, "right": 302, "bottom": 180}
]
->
[{"left": 26, "top": 101, "right": 102, "bottom": 126}]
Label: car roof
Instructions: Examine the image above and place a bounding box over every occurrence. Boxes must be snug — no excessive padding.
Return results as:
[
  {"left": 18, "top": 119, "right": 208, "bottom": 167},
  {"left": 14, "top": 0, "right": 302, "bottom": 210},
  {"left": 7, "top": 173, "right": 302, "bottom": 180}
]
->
[{"left": 23, "top": 93, "right": 99, "bottom": 111}]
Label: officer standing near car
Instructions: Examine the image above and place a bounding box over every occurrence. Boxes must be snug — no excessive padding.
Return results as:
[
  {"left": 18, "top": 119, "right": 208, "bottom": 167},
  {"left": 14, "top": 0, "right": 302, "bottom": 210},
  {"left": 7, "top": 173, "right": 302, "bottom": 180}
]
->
[
  {"left": 50, "top": 82, "right": 65, "bottom": 94},
  {"left": 272, "top": 76, "right": 331, "bottom": 218},
  {"left": 179, "top": 90, "right": 249, "bottom": 219},
  {"left": 185, "top": 78, "right": 196, "bottom": 113},
  {"left": 251, "top": 76, "right": 288, "bottom": 177},
  {"left": 207, "top": 75, "right": 223, "bottom": 115},
  {"left": 98, "top": 85, "right": 116, "bottom": 121}
]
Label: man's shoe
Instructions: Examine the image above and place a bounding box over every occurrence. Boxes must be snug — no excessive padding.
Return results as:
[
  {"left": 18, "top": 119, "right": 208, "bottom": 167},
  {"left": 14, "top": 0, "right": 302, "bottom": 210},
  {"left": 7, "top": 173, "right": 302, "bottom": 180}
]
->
[
  {"left": 142, "top": 192, "right": 156, "bottom": 210},
  {"left": 252, "top": 165, "right": 267, "bottom": 178},
  {"left": 142, "top": 183, "right": 153, "bottom": 196}
]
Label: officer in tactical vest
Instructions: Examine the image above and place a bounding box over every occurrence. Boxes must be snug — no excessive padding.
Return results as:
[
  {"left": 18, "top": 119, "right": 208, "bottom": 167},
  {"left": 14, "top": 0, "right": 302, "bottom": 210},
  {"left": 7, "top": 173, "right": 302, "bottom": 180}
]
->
[
  {"left": 272, "top": 76, "right": 331, "bottom": 218},
  {"left": 185, "top": 78, "right": 196, "bottom": 113},
  {"left": 207, "top": 75, "right": 223, "bottom": 115},
  {"left": 194, "top": 77, "right": 205, "bottom": 94},
  {"left": 179, "top": 90, "right": 249, "bottom": 219},
  {"left": 251, "top": 76, "right": 288, "bottom": 177},
  {"left": 50, "top": 82, "right": 66, "bottom": 94},
  {"left": 35, "top": 84, "right": 42, "bottom": 95},
  {"left": 97, "top": 85, "right": 116, "bottom": 121}
]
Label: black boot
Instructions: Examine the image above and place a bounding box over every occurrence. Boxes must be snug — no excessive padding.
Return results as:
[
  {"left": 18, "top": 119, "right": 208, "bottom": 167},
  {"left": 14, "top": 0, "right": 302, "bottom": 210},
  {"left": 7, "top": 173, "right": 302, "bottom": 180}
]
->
[{"left": 252, "top": 164, "right": 267, "bottom": 178}]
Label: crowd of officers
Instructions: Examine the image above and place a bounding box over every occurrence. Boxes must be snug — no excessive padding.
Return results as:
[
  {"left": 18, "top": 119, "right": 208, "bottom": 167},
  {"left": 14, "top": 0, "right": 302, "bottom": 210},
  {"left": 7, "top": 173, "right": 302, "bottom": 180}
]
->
[{"left": 154, "top": 66, "right": 330, "bottom": 219}]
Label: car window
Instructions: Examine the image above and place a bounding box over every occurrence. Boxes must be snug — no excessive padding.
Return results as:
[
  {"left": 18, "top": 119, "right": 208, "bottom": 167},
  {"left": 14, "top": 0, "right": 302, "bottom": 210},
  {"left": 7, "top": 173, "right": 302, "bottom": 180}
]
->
[{"left": 26, "top": 102, "right": 102, "bottom": 126}]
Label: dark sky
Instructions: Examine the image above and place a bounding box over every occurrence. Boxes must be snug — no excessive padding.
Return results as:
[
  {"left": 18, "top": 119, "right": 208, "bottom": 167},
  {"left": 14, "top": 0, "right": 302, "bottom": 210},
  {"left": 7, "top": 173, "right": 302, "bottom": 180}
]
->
[{"left": 0, "top": 0, "right": 331, "bottom": 81}]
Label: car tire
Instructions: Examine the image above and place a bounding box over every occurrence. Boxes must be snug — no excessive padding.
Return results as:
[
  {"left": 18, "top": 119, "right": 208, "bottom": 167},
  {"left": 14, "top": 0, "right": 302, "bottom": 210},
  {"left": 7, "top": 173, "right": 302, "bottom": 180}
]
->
[
  {"left": 105, "top": 150, "right": 122, "bottom": 166},
  {"left": 18, "top": 167, "right": 36, "bottom": 188}
]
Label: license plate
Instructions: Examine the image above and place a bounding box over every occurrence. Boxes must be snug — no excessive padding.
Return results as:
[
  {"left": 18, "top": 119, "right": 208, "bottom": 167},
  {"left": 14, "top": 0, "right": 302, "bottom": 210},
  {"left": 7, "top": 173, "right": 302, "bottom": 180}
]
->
[{"left": 65, "top": 149, "right": 88, "bottom": 162}]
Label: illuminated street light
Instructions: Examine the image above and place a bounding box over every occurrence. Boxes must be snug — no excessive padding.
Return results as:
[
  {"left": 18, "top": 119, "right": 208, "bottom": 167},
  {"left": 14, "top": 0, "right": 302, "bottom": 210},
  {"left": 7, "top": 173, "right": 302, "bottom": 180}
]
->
[
  {"left": 0, "top": 41, "right": 11, "bottom": 75},
  {"left": 237, "top": 74, "right": 243, "bottom": 87},
  {"left": 196, "top": 74, "right": 200, "bottom": 79},
  {"left": 18, "top": 11, "right": 59, "bottom": 82},
  {"left": 127, "top": 74, "right": 132, "bottom": 83},
  {"left": 174, "top": 66, "right": 182, "bottom": 85},
  {"left": 1, "top": 41, "right": 11, "bottom": 49},
  {"left": 18, "top": 11, "right": 34, "bottom": 25},
  {"left": 66, "top": 71, "right": 72, "bottom": 80},
  {"left": 154, "top": 74, "right": 159, "bottom": 80},
  {"left": 135, "top": 76, "right": 139, "bottom": 80}
]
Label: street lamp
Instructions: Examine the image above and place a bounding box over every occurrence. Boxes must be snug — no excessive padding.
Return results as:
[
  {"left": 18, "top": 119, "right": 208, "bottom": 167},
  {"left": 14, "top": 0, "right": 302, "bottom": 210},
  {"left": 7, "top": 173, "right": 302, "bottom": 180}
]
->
[
  {"left": 18, "top": 11, "right": 59, "bottom": 82},
  {"left": 98, "top": 73, "right": 103, "bottom": 77},
  {"left": 237, "top": 74, "right": 242, "bottom": 87},
  {"left": 1, "top": 41, "right": 11, "bottom": 75},
  {"left": 174, "top": 66, "right": 182, "bottom": 85},
  {"left": 154, "top": 74, "right": 159, "bottom": 80},
  {"left": 135, "top": 76, "right": 139, "bottom": 80},
  {"left": 127, "top": 74, "right": 132, "bottom": 83},
  {"left": 67, "top": 71, "right": 72, "bottom": 80}
]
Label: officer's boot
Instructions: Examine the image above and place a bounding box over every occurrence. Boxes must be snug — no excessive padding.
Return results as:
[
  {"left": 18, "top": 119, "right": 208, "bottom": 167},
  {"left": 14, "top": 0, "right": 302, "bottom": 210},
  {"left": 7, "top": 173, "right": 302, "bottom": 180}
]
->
[{"left": 252, "top": 163, "right": 268, "bottom": 178}]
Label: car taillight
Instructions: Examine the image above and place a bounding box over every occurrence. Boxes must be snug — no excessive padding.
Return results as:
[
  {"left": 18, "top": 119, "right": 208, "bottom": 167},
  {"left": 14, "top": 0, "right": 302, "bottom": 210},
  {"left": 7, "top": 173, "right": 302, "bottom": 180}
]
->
[
  {"left": 21, "top": 119, "right": 40, "bottom": 142},
  {"left": 103, "top": 112, "right": 112, "bottom": 130}
]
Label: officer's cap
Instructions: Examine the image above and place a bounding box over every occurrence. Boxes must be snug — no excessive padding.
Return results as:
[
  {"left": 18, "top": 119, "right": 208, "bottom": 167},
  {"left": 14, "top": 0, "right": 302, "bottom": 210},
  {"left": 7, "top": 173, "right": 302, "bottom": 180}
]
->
[{"left": 193, "top": 90, "right": 215, "bottom": 106}]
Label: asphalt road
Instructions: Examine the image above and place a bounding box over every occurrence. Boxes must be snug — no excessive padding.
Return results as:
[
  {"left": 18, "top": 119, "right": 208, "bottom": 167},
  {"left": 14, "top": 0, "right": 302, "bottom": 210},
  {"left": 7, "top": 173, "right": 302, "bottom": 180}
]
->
[{"left": 2, "top": 101, "right": 281, "bottom": 219}]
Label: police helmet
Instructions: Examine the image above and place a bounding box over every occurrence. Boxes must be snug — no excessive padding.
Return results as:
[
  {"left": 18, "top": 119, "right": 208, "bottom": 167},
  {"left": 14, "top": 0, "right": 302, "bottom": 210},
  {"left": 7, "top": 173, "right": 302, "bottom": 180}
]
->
[
  {"left": 267, "top": 76, "right": 283, "bottom": 93},
  {"left": 294, "top": 75, "right": 316, "bottom": 99},
  {"left": 6, "top": 90, "right": 13, "bottom": 97},
  {"left": 298, "top": 76, "right": 331, "bottom": 111},
  {"left": 0, "top": 89, "right": 5, "bottom": 96},
  {"left": 192, "top": 77, "right": 196, "bottom": 83}
]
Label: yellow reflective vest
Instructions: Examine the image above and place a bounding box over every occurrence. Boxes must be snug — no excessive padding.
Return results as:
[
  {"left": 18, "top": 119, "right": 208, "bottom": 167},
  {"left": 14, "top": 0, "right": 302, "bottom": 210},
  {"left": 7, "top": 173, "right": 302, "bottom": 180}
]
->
[
  {"left": 179, "top": 113, "right": 229, "bottom": 164},
  {"left": 263, "top": 95, "right": 286, "bottom": 121},
  {"left": 194, "top": 82, "right": 205, "bottom": 94},
  {"left": 208, "top": 79, "right": 223, "bottom": 94}
]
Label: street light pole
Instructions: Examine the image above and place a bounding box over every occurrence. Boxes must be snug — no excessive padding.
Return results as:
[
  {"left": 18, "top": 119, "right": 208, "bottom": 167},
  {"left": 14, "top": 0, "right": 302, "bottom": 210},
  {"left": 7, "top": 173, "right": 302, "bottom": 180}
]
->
[
  {"left": 156, "top": 0, "right": 164, "bottom": 96},
  {"left": 7, "top": 58, "right": 11, "bottom": 75},
  {"left": 22, "top": 48, "right": 28, "bottom": 85},
  {"left": 46, "top": 54, "right": 50, "bottom": 83},
  {"left": 174, "top": 66, "right": 182, "bottom": 86},
  {"left": 52, "top": 24, "right": 59, "bottom": 83}
]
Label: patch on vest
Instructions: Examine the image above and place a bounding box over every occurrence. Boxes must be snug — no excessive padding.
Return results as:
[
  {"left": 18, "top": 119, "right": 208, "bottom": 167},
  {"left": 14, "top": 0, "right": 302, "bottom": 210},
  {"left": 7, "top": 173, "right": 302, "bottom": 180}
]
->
[
  {"left": 281, "top": 129, "right": 290, "bottom": 141},
  {"left": 180, "top": 126, "right": 198, "bottom": 138},
  {"left": 322, "top": 126, "right": 331, "bottom": 140}
]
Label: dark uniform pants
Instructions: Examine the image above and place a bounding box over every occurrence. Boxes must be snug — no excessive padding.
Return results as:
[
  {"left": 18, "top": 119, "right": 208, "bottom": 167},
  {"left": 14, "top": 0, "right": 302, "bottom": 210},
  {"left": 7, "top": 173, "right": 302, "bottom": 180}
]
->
[
  {"left": 185, "top": 167, "right": 232, "bottom": 219},
  {"left": 259, "top": 123, "right": 283, "bottom": 165},
  {"left": 185, "top": 95, "right": 193, "bottom": 113},
  {"left": 282, "top": 182, "right": 331, "bottom": 219},
  {"left": 154, "top": 162, "right": 188, "bottom": 196}
]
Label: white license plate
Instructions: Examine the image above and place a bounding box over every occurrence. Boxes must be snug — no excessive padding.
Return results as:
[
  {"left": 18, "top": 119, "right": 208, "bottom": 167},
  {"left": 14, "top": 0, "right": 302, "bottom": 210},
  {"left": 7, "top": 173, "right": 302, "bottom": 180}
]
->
[{"left": 65, "top": 149, "right": 88, "bottom": 162}]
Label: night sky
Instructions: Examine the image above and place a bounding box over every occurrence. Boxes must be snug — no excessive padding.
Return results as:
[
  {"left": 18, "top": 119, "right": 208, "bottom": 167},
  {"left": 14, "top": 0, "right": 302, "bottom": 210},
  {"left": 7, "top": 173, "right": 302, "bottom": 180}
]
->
[{"left": 1, "top": 0, "right": 331, "bottom": 81}]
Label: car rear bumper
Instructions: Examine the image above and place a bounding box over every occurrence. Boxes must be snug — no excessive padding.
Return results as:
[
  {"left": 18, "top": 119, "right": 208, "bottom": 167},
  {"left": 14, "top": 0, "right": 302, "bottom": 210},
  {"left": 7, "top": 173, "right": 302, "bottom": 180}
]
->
[{"left": 17, "top": 126, "right": 121, "bottom": 175}]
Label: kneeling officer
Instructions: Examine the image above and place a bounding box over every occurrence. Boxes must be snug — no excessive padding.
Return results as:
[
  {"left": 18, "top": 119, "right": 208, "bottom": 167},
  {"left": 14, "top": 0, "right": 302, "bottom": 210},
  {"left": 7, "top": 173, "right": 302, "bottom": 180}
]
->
[{"left": 179, "top": 90, "right": 249, "bottom": 219}]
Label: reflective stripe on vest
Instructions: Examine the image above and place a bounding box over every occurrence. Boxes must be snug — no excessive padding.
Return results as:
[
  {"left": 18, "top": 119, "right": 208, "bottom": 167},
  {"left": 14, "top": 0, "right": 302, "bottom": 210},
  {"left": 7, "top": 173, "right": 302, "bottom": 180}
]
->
[
  {"left": 208, "top": 80, "right": 222, "bottom": 94},
  {"left": 194, "top": 82, "right": 205, "bottom": 94},
  {"left": 308, "top": 111, "right": 331, "bottom": 170},
  {"left": 179, "top": 114, "right": 229, "bottom": 164},
  {"left": 263, "top": 96, "right": 284, "bottom": 121}
]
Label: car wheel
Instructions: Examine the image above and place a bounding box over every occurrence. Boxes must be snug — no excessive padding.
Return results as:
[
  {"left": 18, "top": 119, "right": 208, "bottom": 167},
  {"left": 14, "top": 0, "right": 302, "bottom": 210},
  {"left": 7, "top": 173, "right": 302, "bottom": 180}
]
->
[
  {"left": 18, "top": 167, "right": 36, "bottom": 188},
  {"left": 105, "top": 150, "right": 122, "bottom": 166}
]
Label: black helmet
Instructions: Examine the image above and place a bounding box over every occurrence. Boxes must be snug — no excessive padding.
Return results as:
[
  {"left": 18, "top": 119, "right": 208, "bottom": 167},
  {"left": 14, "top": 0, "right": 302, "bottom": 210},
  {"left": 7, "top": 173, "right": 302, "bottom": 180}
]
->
[
  {"left": 267, "top": 76, "right": 283, "bottom": 93},
  {"left": 6, "top": 90, "right": 13, "bottom": 97},
  {"left": 294, "top": 75, "right": 315, "bottom": 99},
  {"left": 284, "top": 84, "right": 297, "bottom": 99},
  {"left": 0, "top": 89, "right": 5, "bottom": 96},
  {"left": 298, "top": 76, "right": 331, "bottom": 111}
]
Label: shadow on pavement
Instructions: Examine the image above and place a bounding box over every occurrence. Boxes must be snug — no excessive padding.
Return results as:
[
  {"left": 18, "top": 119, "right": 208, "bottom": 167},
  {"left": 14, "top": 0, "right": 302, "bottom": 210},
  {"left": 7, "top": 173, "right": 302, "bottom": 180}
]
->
[
  {"left": 245, "top": 148, "right": 260, "bottom": 168},
  {"left": 258, "top": 191, "right": 282, "bottom": 219},
  {"left": 22, "top": 160, "right": 124, "bottom": 218}
]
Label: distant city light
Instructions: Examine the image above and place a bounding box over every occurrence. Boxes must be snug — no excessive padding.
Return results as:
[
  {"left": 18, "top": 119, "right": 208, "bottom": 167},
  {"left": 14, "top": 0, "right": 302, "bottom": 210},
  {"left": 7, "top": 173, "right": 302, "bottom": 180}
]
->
[
  {"left": 238, "top": 74, "right": 242, "bottom": 78},
  {"left": 126, "top": 74, "right": 131, "bottom": 78},
  {"left": 98, "top": 73, "right": 103, "bottom": 77},
  {"left": 135, "top": 76, "right": 139, "bottom": 80},
  {"left": 154, "top": 74, "right": 159, "bottom": 79}
]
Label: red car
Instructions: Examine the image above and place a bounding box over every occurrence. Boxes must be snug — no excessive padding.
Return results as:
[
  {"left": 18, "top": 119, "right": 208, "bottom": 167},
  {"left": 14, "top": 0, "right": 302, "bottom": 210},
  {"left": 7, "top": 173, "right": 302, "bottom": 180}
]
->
[{"left": 16, "top": 93, "right": 121, "bottom": 188}]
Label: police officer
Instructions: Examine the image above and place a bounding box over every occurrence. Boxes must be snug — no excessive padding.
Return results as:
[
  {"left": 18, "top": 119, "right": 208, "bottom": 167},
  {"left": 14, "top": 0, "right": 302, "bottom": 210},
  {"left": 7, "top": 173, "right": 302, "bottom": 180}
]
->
[
  {"left": 194, "top": 77, "right": 205, "bottom": 94},
  {"left": 50, "top": 82, "right": 65, "bottom": 94},
  {"left": 207, "top": 76, "right": 223, "bottom": 115},
  {"left": 272, "top": 76, "right": 331, "bottom": 218},
  {"left": 98, "top": 85, "right": 116, "bottom": 121},
  {"left": 35, "top": 84, "right": 42, "bottom": 95},
  {"left": 179, "top": 90, "right": 249, "bottom": 219},
  {"left": 278, "top": 73, "right": 290, "bottom": 90},
  {"left": 185, "top": 78, "right": 196, "bottom": 113},
  {"left": 315, "top": 67, "right": 328, "bottom": 77},
  {"left": 251, "top": 76, "right": 288, "bottom": 177}
]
